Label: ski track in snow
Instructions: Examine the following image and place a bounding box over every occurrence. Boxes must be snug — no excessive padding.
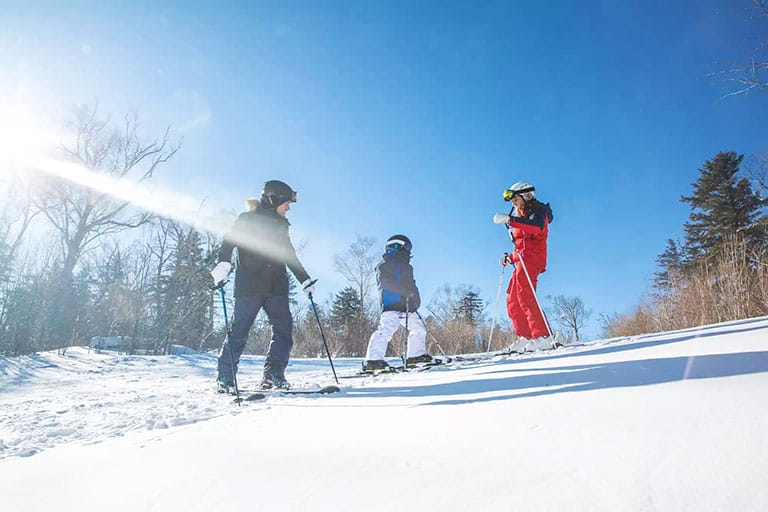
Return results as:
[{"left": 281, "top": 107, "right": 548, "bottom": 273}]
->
[{"left": 2, "top": 316, "right": 767, "bottom": 461}]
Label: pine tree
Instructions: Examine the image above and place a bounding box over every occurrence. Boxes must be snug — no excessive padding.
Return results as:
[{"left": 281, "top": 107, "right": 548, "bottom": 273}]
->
[
  {"left": 453, "top": 291, "right": 484, "bottom": 327},
  {"left": 328, "top": 286, "right": 370, "bottom": 356},
  {"left": 330, "top": 287, "right": 363, "bottom": 326},
  {"left": 654, "top": 239, "right": 685, "bottom": 291},
  {"left": 155, "top": 226, "right": 216, "bottom": 352},
  {"left": 681, "top": 151, "right": 766, "bottom": 263}
]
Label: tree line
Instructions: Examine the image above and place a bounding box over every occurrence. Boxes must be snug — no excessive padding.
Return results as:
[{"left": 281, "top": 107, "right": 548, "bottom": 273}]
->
[{"left": 604, "top": 150, "right": 768, "bottom": 336}]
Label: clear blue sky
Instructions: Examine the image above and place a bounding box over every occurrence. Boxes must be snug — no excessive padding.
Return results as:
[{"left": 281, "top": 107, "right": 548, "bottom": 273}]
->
[{"left": 2, "top": 1, "right": 767, "bottom": 337}]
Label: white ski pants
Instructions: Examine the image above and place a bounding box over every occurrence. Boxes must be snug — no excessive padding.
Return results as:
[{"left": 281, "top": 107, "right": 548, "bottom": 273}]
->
[{"left": 365, "top": 310, "right": 427, "bottom": 360}]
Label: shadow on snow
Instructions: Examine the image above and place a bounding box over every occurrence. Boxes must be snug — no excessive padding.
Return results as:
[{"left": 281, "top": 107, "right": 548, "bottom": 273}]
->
[{"left": 346, "top": 351, "right": 768, "bottom": 406}]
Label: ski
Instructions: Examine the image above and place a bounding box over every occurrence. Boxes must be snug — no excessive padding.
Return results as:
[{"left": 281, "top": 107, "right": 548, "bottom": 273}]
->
[
  {"left": 340, "top": 364, "right": 406, "bottom": 379},
  {"left": 343, "top": 357, "right": 453, "bottom": 377},
  {"left": 236, "top": 385, "right": 341, "bottom": 403}
]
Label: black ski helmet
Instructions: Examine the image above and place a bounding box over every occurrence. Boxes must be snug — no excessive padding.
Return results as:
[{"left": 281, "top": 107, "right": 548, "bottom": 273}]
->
[
  {"left": 261, "top": 180, "right": 297, "bottom": 208},
  {"left": 385, "top": 234, "right": 412, "bottom": 252}
]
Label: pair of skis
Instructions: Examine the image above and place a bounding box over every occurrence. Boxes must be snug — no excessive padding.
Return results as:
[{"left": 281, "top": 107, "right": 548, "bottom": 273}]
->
[{"left": 341, "top": 357, "right": 453, "bottom": 379}]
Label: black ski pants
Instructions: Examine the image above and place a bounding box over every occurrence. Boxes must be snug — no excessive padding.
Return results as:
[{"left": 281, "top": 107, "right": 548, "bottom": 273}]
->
[{"left": 217, "top": 294, "right": 293, "bottom": 382}]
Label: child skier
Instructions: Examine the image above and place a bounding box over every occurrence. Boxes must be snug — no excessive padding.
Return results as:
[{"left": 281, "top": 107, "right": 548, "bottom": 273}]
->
[{"left": 362, "top": 235, "right": 435, "bottom": 372}]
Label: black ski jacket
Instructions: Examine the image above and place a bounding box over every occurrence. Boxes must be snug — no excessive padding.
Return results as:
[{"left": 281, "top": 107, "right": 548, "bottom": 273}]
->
[
  {"left": 219, "top": 203, "right": 309, "bottom": 297},
  {"left": 377, "top": 250, "right": 421, "bottom": 312}
]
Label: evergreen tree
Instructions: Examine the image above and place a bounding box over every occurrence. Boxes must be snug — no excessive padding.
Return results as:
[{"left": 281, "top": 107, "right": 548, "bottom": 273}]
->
[
  {"left": 681, "top": 151, "right": 766, "bottom": 263},
  {"left": 328, "top": 286, "right": 369, "bottom": 356},
  {"left": 453, "top": 291, "right": 484, "bottom": 327},
  {"left": 330, "top": 286, "right": 363, "bottom": 326},
  {"left": 155, "top": 226, "right": 215, "bottom": 352},
  {"left": 654, "top": 239, "right": 685, "bottom": 291},
  {"left": 287, "top": 273, "right": 298, "bottom": 307}
]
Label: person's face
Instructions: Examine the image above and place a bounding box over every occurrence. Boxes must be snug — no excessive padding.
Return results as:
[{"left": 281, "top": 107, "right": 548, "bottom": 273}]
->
[
  {"left": 276, "top": 200, "right": 291, "bottom": 217},
  {"left": 511, "top": 195, "right": 525, "bottom": 209}
]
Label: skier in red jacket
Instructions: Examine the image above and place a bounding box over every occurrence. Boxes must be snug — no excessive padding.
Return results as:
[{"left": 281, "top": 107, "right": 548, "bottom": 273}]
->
[{"left": 493, "top": 181, "right": 554, "bottom": 352}]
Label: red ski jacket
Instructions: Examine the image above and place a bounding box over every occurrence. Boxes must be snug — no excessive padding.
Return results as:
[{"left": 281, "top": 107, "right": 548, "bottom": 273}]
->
[{"left": 507, "top": 201, "right": 554, "bottom": 271}]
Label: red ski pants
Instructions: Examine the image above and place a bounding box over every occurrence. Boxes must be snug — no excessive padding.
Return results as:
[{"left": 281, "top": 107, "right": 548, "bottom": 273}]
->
[{"left": 506, "top": 262, "right": 548, "bottom": 339}]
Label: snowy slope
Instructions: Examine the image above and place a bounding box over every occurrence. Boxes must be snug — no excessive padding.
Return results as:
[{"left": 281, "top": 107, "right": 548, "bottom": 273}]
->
[{"left": 1, "top": 317, "right": 767, "bottom": 511}]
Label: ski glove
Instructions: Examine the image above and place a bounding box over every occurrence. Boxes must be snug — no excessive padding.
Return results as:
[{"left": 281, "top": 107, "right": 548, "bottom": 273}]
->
[
  {"left": 302, "top": 278, "right": 317, "bottom": 298},
  {"left": 493, "top": 213, "right": 511, "bottom": 225},
  {"left": 500, "top": 253, "right": 512, "bottom": 267},
  {"left": 210, "top": 262, "right": 232, "bottom": 289}
]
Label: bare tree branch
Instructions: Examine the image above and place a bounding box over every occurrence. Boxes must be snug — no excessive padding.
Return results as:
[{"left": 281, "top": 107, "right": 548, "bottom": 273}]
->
[
  {"left": 716, "top": 0, "right": 768, "bottom": 97},
  {"left": 34, "top": 102, "right": 181, "bottom": 279}
]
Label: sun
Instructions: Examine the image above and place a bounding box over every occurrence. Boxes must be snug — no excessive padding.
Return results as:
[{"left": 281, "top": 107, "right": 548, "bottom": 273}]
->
[{"left": 0, "top": 101, "right": 59, "bottom": 178}]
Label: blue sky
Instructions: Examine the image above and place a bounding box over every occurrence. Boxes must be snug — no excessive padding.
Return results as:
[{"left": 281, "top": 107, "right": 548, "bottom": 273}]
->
[{"left": 1, "top": 1, "right": 767, "bottom": 337}]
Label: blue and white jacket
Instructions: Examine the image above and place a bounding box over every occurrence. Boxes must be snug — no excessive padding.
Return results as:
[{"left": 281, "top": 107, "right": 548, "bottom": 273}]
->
[{"left": 376, "top": 250, "right": 421, "bottom": 312}]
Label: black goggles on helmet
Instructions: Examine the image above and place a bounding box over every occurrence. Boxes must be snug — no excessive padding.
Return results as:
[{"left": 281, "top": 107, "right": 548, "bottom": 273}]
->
[{"left": 273, "top": 191, "right": 297, "bottom": 203}]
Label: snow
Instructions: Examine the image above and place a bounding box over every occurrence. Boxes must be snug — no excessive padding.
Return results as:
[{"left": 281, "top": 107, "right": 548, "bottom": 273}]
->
[{"left": 2, "top": 317, "right": 768, "bottom": 511}]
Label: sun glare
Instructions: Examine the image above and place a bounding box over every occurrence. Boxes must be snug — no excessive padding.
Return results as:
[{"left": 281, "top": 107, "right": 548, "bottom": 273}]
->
[
  {"left": 0, "top": 101, "right": 59, "bottom": 178},
  {"left": 0, "top": 100, "right": 276, "bottom": 259}
]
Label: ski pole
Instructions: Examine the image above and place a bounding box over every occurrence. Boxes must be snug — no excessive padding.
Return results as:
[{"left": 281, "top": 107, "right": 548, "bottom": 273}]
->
[
  {"left": 308, "top": 291, "right": 339, "bottom": 384},
  {"left": 218, "top": 286, "right": 241, "bottom": 405},
  {"left": 515, "top": 250, "right": 554, "bottom": 338},
  {"left": 486, "top": 259, "right": 507, "bottom": 353},
  {"left": 402, "top": 296, "right": 410, "bottom": 368},
  {"left": 415, "top": 310, "right": 447, "bottom": 357}
]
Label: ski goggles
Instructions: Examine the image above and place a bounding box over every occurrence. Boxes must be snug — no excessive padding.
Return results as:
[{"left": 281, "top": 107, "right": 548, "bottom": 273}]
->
[
  {"left": 503, "top": 187, "right": 534, "bottom": 201},
  {"left": 386, "top": 240, "right": 412, "bottom": 252}
]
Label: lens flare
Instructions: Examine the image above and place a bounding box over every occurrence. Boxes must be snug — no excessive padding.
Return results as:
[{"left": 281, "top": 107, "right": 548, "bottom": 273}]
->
[
  {"left": 30, "top": 156, "right": 291, "bottom": 261},
  {"left": 1, "top": 102, "right": 292, "bottom": 262}
]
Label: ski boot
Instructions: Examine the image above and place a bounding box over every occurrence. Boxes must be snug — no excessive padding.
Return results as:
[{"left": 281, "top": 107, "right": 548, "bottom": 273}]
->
[
  {"left": 524, "top": 336, "right": 555, "bottom": 352},
  {"left": 261, "top": 363, "right": 290, "bottom": 390},
  {"left": 362, "top": 359, "right": 389, "bottom": 372},
  {"left": 507, "top": 338, "right": 528, "bottom": 354},
  {"left": 216, "top": 379, "right": 236, "bottom": 394},
  {"left": 406, "top": 353, "right": 441, "bottom": 368}
]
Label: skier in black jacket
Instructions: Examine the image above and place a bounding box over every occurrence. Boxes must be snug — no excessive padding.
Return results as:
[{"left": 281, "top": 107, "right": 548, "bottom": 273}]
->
[
  {"left": 362, "top": 235, "right": 434, "bottom": 371},
  {"left": 210, "top": 180, "right": 315, "bottom": 391}
]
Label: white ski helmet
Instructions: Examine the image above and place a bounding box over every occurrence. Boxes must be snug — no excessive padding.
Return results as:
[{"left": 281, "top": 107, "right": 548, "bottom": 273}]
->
[{"left": 503, "top": 181, "right": 535, "bottom": 201}]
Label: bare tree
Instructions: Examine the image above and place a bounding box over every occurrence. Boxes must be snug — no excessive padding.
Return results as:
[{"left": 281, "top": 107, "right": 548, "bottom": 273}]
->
[
  {"left": 718, "top": 1, "right": 768, "bottom": 97},
  {"left": 333, "top": 235, "right": 377, "bottom": 308},
  {"left": 551, "top": 295, "right": 591, "bottom": 342},
  {"left": 745, "top": 149, "right": 768, "bottom": 197},
  {"left": 744, "top": 150, "right": 768, "bottom": 247},
  {"left": 34, "top": 102, "right": 180, "bottom": 280},
  {"left": 0, "top": 174, "right": 43, "bottom": 350},
  {"left": 0, "top": 174, "right": 40, "bottom": 270},
  {"left": 30, "top": 102, "right": 180, "bottom": 346}
]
